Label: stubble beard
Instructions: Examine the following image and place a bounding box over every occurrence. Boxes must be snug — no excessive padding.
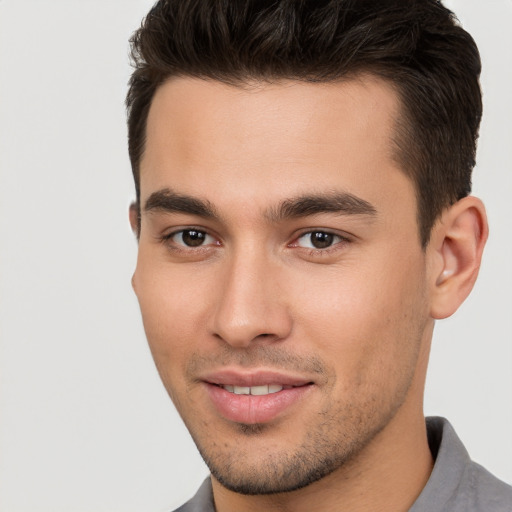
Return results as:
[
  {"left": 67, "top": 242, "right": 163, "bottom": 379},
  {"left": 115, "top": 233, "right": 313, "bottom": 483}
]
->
[
  {"left": 171, "top": 317, "right": 426, "bottom": 496},
  {"left": 186, "top": 391, "right": 410, "bottom": 496}
]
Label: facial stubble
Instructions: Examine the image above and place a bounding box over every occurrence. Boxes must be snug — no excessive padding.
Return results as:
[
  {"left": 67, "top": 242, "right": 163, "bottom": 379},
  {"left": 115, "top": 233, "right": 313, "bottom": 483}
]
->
[{"left": 178, "top": 350, "right": 420, "bottom": 496}]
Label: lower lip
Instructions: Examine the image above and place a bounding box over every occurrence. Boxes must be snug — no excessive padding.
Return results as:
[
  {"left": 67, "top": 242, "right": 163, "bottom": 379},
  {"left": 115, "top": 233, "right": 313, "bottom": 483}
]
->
[{"left": 205, "top": 383, "right": 312, "bottom": 424}]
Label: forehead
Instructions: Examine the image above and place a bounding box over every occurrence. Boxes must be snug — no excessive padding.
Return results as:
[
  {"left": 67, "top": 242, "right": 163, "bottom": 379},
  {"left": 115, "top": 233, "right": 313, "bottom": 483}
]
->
[{"left": 140, "top": 75, "right": 413, "bottom": 219}]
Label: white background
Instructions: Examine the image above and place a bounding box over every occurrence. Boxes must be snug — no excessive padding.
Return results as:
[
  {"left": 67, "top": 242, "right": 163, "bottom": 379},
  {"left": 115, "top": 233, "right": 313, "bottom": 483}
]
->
[{"left": 0, "top": 1, "right": 510, "bottom": 510}]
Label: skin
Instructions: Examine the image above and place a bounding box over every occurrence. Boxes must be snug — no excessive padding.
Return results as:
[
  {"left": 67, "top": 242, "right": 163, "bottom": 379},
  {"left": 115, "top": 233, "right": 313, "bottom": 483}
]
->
[{"left": 131, "top": 76, "right": 487, "bottom": 512}]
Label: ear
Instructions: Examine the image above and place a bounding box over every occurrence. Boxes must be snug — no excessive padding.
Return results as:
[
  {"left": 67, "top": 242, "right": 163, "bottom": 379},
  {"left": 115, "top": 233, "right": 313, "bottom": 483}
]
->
[
  {"left": 428, "top": 196, "right": 488, "bottom": 319},
  {"left": 129, "top": 202, "right": 140, "bottom": 294},
  {"left": 129, "top": 201, "right": 140, "bottom": 239}
]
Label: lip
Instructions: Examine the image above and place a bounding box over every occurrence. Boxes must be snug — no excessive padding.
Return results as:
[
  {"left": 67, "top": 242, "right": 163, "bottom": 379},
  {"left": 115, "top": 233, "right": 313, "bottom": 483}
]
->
[
  {"left": 202, "top": 369, "right": 313, "bottom": 388},
  {"left": 201, "top": 369, "right": 314, "bottom": 424}
]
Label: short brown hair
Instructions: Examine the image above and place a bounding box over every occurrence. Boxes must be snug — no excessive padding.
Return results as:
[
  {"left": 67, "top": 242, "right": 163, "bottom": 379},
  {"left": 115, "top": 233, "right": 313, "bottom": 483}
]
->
[{"left": 126, "top": 0, "right": 482, "bottom": 246}]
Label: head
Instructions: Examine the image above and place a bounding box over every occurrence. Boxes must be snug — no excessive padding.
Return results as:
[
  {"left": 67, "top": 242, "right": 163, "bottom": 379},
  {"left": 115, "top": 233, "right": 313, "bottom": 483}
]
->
[{"left": 127, "top": 0, "right": 487, "bottom": 499}]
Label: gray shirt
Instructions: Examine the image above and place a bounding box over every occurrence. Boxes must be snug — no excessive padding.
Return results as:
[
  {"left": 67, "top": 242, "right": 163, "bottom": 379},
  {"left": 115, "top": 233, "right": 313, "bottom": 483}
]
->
[{"left": 173, "top": 417, "right": 512, "bottom": 511}]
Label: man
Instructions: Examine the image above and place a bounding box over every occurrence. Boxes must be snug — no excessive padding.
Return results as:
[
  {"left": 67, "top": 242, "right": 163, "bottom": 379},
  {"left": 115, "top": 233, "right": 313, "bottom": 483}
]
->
[{"left": 126, "top": 0, "right": 512, "bottom": 510}]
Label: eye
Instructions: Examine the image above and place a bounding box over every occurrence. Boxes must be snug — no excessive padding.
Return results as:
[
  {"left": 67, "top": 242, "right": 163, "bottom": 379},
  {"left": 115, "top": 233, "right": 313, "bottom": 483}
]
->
[
  {"left": 169, "top": 229, "right": 216, "bottom": 247},
  {"left": 296, "top": 231, "right": 344, "bottom": 249}
]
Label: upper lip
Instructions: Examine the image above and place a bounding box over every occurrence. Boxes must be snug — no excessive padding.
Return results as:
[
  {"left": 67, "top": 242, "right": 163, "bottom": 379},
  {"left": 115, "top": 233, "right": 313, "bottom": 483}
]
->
[{"left": 200, "top": 368, "right": 314, "bottom": 387}]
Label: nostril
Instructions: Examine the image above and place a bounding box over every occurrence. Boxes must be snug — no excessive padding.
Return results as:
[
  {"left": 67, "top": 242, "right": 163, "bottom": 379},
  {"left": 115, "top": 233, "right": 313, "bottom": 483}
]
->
[{"left": 255, "top": 333, "right": 277, "bottom": 341}]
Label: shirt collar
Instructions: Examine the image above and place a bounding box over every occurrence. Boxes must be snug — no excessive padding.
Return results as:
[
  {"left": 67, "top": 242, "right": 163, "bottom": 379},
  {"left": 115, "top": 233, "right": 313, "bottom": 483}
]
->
[{"left": 409, "top": 416, "right": 471, "bottom": 511}]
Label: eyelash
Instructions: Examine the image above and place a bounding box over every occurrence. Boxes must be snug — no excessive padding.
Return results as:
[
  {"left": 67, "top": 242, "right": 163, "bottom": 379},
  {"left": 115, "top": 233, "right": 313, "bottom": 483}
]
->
[
  {"left": 160, "top": 228, "right": 220, "bottom": 254},
  {"left": 291, "top": 231, "right": 349, "bottom": 253},
  {"left": 159, "top": 228, "right": 350, "bottom": 256}
]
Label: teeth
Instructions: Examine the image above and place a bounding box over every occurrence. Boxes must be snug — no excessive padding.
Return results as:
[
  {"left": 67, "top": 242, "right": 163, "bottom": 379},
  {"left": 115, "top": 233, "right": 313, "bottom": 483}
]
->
[
  {"left": 250, "top": 385, "right": 270, "bottom": 396},
  {"left": 223, "top": 384, "right": 284, "bottom": 395}
]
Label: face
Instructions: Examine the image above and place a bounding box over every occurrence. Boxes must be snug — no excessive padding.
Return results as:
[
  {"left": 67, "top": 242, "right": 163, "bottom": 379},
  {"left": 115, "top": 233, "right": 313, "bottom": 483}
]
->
[{"left": 132, "top": 76, "right": 434, "bottom": 494}]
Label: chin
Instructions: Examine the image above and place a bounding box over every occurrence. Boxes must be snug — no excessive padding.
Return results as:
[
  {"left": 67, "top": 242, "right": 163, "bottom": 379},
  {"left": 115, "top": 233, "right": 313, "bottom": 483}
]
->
[{"left": 192, "top": 423, "right": 365, "bottom": 496}]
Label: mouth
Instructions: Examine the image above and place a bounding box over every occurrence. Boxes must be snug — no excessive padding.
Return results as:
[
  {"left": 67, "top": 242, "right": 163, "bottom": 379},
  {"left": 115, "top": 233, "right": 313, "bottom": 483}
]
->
[
  {"left": 201, "top": 370, "right": 314, "bottom": 424},
  {"left": 215, "top": 384, "right": 293, "bottom": 395}
]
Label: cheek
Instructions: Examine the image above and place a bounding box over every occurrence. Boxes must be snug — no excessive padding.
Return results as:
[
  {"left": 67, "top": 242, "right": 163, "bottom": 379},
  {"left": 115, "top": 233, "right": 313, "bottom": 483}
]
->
[
  {"left": 134, "top": 261, "right": 212, "bottom": 376},
  {"left": 292, "top": 254, "right": 428, "bottom": 385}
]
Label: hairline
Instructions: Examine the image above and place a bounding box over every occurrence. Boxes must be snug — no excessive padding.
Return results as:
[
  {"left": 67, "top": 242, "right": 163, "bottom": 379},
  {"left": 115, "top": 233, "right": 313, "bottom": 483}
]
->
[{"left": 133, "top": 71, "right": 434, "bottom": 248}]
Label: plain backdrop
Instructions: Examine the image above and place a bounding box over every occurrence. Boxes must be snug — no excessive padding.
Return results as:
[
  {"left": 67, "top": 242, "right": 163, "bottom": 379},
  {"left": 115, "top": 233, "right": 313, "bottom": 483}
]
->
[{"left": 0, "top": 1, "right": 510, "bottom": 511}]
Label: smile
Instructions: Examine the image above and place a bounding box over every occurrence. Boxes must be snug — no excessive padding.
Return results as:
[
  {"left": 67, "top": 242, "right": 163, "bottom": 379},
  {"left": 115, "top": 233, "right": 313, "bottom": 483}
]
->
[
  {"left": 219, "top": 384, "right": 288, "bottom": 395},
  {"left": 204, "top": 377, "right": 314, "bottom": 424}
]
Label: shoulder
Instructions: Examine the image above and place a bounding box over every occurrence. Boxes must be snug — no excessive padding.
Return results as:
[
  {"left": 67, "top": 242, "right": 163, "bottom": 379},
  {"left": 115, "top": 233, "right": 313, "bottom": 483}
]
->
[
  {"left": 466, "top": 461, "right": 512, "bottom": 511},
  {"left": 411, "top": 417, "right": 512, "bottom": 512}
]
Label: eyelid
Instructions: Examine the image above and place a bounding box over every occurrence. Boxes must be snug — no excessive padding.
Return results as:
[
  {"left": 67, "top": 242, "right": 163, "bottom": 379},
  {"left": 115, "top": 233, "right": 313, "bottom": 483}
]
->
[
  {"left": 288, "top": 229, "right": 352, "bottom": 257},
  {"left": 157, "top": 225, "right": 351, "bottom": 256},
  {"left": 160, "top": 226, "right": 222, "bottom": 250},
  {"left": 291, "top": 228, "right": 349, "bottom": 243},
  {"left": 169, "top": 229, "right": 215, "bottom": 246}
]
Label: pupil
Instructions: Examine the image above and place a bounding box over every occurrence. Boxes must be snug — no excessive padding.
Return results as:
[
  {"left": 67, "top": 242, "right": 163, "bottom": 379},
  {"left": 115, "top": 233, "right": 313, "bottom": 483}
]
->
[
  {"left": 311, "top": 232, "right": 333, "bottom": 249},
  {"left": 183, "top": 230, "right": 205, "bottom": 247}
]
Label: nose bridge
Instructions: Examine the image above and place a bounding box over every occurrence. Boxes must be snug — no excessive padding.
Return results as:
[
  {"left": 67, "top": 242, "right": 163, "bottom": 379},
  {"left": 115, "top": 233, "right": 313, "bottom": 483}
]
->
[{"left": 210, "top": 242, "right": 291, "bottom": 347}]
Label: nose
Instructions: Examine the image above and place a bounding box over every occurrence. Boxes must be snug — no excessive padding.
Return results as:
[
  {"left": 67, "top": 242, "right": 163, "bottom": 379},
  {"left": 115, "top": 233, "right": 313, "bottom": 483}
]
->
[{"left": 208, "top": 250, "right": 293, "bottom": 348}]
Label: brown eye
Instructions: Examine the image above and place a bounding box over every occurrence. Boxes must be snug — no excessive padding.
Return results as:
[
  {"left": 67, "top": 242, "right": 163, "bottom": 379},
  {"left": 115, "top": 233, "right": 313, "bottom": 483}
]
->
[
  {"left": 296, "top": 231, "right": 342, "bottom": 249},
  {"left": 172, "top": 229, "right": 214, "bottom": 247},
  {"left": 310, "top": 232, "right": 334, "bottom": 248}
]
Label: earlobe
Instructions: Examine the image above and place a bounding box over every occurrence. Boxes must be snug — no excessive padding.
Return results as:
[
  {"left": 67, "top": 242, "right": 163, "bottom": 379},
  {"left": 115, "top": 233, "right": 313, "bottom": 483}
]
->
[{"left": 429, "top": 196, "right": 488, "bottom": 319}]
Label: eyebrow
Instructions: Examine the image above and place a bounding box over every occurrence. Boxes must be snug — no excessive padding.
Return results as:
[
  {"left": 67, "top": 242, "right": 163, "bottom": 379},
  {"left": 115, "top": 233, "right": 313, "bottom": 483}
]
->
[
  {"left": 144, "top": 188, "right": 218, "bottom": 218},
  {"left": 143, "top": 188, "right": 377, "bottom": 222},
  {"left": 266, "top": 192, "right": 377, "bottom": 222}
]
